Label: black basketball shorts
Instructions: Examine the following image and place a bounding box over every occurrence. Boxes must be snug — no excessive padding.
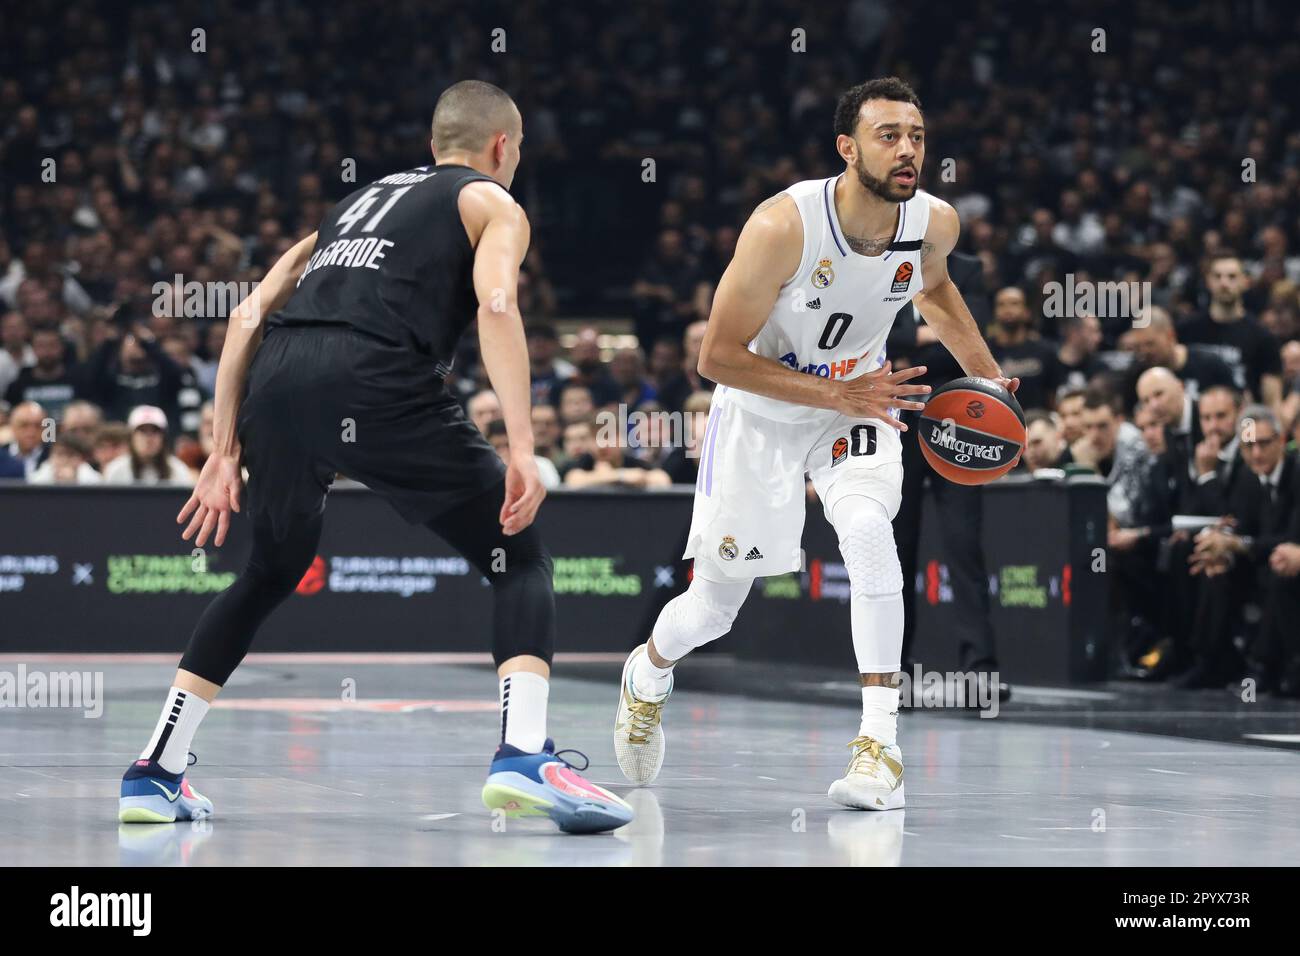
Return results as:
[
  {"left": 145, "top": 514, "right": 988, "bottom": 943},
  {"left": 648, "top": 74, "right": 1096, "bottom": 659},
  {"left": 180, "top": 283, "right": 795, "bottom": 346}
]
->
[{"left": 237, "top": 326, "right": 504, "bottom": 539}]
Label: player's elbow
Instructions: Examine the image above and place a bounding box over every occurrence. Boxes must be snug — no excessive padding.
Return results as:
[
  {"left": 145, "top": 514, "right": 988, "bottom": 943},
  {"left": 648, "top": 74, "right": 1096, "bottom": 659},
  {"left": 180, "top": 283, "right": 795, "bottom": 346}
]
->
[
  {"left": 477, "top": 300, "right": 521, "bottom": 325},
  {"left": 697, "top": 340, "right": 740, "bottom": 383}
]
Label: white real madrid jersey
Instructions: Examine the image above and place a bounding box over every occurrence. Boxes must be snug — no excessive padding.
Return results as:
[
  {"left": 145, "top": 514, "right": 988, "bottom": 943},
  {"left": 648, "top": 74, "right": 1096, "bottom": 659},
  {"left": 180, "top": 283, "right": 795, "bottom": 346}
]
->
[{"left": 725, "top": 177, "right": 933, "bottom": 424}]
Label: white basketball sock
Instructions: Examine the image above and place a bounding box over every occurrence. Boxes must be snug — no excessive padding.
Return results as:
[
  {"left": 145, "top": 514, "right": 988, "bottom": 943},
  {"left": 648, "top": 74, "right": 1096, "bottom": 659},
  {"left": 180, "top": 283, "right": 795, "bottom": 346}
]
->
[
  {"left": 139, "top": 687, "right": 211, "bottom": 775},
  {"left": 499, "top": 671, "right": 548, "bottom": 753},
  {"left": 631, "top": 648, "right": 674, "bottom": 700},
  {"left": 859, "top": 685, "right": 900, "bottom": 748}
]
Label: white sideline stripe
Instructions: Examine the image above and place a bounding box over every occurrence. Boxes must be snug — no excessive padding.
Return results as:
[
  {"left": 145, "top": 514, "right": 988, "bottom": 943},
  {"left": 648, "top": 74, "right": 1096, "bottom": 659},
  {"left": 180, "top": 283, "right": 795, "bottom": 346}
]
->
[{"left": 0, "top": 652, "right": 628, "bottom": 665}]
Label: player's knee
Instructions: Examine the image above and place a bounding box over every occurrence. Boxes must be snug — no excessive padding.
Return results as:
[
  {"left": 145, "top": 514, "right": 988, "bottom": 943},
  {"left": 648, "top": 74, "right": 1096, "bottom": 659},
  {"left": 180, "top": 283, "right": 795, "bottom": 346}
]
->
[
  {"left": 834, "top": 496, "right": 903, "bottom": 599},
  {"left": 654, "top": 575, "right": 748, "bottom": 656},
  {"left": 488, "top": 532, "right": 552, "bottom": 587}
]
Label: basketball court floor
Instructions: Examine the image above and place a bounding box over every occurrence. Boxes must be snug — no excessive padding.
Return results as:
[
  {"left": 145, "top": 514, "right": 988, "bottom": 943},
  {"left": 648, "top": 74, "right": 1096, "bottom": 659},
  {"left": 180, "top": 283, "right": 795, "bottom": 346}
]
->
[{"left": 2, "top": 654, "right": 1298, "bottom": 866}]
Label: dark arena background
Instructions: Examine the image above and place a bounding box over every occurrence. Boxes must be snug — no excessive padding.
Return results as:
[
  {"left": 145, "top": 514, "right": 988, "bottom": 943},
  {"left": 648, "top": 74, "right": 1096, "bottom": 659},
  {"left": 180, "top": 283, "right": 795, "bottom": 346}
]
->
[{"left": 0, "top": 0, "right": 1296, "bottom": 919}]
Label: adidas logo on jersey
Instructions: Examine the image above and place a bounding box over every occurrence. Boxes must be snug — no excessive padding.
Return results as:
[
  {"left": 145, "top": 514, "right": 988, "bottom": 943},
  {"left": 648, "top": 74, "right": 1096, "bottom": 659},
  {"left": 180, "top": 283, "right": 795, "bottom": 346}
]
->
[
  {"left": 806, "top": 297, "right": 821, "bottom": 310},
  {"left": 744, "top": 546, "right": 764, "bottom": 561}
]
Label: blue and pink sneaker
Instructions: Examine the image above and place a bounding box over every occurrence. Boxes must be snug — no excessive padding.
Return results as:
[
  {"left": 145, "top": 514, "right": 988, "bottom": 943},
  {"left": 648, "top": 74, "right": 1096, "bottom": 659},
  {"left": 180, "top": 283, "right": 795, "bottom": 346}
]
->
[
  {"left": 481, "top": 739, "right": 633, "bottom": 834},
  {"left": 119, "top": 754, "right": 214, "bottom": 824}
]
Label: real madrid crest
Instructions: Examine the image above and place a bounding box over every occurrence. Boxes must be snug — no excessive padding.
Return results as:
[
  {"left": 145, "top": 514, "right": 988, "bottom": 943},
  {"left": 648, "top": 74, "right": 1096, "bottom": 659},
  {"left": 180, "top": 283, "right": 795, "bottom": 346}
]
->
[
  {"left": 811, "top": 258, "right": 834, "bottom": 290},
  {"left": 718, "top": 535, "right": 738, "bottom": 561}
]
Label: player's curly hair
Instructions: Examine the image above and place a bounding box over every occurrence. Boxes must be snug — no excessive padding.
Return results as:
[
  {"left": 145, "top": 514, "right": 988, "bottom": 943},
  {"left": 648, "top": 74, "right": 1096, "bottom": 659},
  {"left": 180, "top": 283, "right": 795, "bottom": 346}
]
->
[{"left": 834, "top": 77, "right": 922, "bottom": 138}]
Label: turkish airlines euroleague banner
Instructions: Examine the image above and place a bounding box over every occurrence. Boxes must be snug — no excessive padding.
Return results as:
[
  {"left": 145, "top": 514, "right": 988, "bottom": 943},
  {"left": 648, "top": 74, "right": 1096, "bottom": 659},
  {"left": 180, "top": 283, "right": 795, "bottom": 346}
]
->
[{"left": 0, "top": 482, "right": 1105, "bottom": 681}]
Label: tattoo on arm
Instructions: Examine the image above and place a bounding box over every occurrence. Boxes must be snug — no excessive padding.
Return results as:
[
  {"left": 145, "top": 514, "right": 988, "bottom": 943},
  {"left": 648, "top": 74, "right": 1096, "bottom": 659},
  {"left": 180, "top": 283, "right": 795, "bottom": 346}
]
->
[
  {"left": 753, "top": 193, "right": 786, "bottom": 214},
  {"left": 920, "top": 241, "right": 936, "bottom": 262}
]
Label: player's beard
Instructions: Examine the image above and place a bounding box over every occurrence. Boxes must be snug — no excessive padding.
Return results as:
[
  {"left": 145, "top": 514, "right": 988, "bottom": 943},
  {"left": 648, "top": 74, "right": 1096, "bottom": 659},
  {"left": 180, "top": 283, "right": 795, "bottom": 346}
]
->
[{"left": 853, "top": 153, "right": 917, "bottom": 202}]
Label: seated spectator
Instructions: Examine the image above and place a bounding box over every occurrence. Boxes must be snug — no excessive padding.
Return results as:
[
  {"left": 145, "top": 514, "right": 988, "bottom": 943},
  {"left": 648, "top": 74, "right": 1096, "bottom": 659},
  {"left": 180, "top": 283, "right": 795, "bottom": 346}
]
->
[
  {"left": 566, "top": 327, "right": 619, "bottom": 405},
  {"left": 1136, "top": 366, "right": 1199, "bottom": 450},
  {"left": 485, "top": 418, "right": 560, "bottom": 489},
  {"left": 1056, "top": 314, "right": 1106, "bottom": 391},
  {"left": 556, "top": 379, "right": 595, "bottom": 426},
  {"left": 559, "top": 419, "right": 598, "bottom": 473},
  {"left": 1279, "top": 339, "right": 1300, "bottom": 438},
  {"left": 531, "top": 402, "right": 562, "bottom": 465},
  {"left": 989, "top": 286, "right": 1064, "bottom": 411},
  {"left": 4, "top": 400, "right": 49, "bottom": 477},
  {"left": 160, "top": 331, "right": 209, "bottom": 436},
  {"left": 29, "top": 435, "right": 101, "bottom": 484},
  {"left": 653, "top": 390, "right": 712, "bottom": 485},
  {"left": 610, "top": 346, "right": 656, "bottom": 410},
  {"left": 60, "top": 400, "right": 104, "bottom": 447},
  {"left": 526, "top": 323, "right": 574, "bottom": 407},
  {"left": 648, "top": 337, "right": 685, "bottom": 399},
  {"left": 467, "top": 389, "right": 502, "bottom": 436},
  {"left": 175, "top": 400, "right": 216, "bottom": 476},
  {"left": 1057, "top": 386, "right": 1087, "bottom": 449},
  {"left": 101, "top": 405, "right": 193, "bottom": 486},
  {"left": 1080, "top": 385, "right": 1151, "bottom": 528},
  {"left": 92, "top": 422, "right": 131, "bottom": 473},
  {"left": 632, "top": 228, "right": 704, "bottom": 349},
  {"left": 3, "top": 327, "right": 79, "bottom": 420},
  {"left": 81, "top": 321, "right": 187, "bottom": 429},
  {"left": 656, "top": 320, "right": 712, "bottom": 414},
  {"left": 0, "top": 312, "right": 34, "bottom": 396},
  {"left": 1179, "top": 253, "right": 1283, "bottom": 406},
  {"left": 562, "top": 416, "right": 671, "bottom": 489},
  {"left": 1021, "top": 410, "right": 1067, "bottom": 472},
  {"left": 1181, "top": 406, "right": 1296, "bottom": 689},
  {"left": 1134, "top": 401, "right": 1167, "bottom": 457},
  {"left": 1124, "top": 306, "right": 1236, "bottom": 404}
]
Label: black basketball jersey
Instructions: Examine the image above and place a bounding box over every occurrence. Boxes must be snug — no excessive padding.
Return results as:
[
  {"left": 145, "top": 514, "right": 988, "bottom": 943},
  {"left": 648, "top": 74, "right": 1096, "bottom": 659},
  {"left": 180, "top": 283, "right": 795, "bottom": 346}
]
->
[{"left": 271, "top": 164, "right": 498, "bottom": 371}]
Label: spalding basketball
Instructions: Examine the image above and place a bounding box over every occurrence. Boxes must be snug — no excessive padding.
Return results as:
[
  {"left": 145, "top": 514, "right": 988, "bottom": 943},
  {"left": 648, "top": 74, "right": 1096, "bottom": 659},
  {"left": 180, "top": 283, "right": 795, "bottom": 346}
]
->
[{"left": 917, "top": 377, "right": 1026, "bottom": 485}]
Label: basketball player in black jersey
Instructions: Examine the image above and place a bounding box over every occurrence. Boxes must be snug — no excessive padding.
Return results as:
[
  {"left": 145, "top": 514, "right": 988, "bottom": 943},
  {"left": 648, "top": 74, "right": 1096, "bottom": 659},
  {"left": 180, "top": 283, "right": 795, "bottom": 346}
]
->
[{"left": 118, "top": 81, "right": 634, "bottom": 835}]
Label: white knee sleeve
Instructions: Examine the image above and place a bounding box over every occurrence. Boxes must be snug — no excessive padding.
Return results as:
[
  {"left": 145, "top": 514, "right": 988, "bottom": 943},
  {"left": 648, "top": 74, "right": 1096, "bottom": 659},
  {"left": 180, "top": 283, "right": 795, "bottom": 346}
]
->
[
  {"left": 651, "top": 563, "right": 751, "bottom": 661},
  {"left": 832, "top": 494, "right": 904, "bottom": 674}
]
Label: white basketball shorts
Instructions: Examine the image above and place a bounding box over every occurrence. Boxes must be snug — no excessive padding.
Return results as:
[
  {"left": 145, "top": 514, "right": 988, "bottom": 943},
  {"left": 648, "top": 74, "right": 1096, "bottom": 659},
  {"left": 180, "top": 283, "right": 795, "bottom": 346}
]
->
[{"left": 683, "top": 387, "right": 904, "bottom": 579}]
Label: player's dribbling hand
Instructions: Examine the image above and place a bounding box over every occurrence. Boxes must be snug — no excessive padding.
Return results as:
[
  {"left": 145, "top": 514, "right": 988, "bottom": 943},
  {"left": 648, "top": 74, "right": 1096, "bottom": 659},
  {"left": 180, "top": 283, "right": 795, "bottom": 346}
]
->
[
  {"left": 500, "top": 455, "right": 545, "bottom": 536},
  {"left": 834, "top": 361, "right": 931, "bottom": 430},
  {"left": 177, "top": 452, "right": 243, "bottom": 548},
  {"left": 993, "top": 376, "right": 1020, "bottom": 394}
]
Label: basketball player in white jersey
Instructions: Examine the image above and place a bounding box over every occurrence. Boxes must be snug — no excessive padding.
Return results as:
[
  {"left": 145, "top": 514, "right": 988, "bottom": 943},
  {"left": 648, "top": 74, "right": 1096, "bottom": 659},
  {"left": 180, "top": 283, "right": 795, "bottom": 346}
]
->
[{"left": 613, "top": 77, "right": 1018, "bottom": 809}]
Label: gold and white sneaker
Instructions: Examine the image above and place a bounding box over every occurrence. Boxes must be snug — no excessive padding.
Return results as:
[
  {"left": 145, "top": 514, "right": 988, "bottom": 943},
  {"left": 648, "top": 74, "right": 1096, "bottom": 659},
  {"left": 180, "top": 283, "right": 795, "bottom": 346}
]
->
[
  {"left": 827, "top": 735, "right": 905, "bottom": 810},
  {"left": 613, "top": 644, "right": 671, "bottom": 786}
]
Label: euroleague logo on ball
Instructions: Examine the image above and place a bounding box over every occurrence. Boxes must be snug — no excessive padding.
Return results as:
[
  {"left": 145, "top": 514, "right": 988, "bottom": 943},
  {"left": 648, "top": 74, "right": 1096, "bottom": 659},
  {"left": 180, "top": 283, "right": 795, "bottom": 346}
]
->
[{"left": 965, "top": 400, "right": 986, "bottom": 419}]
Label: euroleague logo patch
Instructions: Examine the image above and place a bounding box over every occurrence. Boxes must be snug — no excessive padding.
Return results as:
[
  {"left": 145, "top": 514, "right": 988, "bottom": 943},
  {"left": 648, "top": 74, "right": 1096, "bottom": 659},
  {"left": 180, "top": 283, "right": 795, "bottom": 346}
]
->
[
  {"left": 965, "top": 400, "right": 986, "bottom": 419},
  {"left": 831, "top": 436, "right": 849, "bottom": 466},
  {"left": 890, "top": 261, "right": 913, "bottom": 294}
]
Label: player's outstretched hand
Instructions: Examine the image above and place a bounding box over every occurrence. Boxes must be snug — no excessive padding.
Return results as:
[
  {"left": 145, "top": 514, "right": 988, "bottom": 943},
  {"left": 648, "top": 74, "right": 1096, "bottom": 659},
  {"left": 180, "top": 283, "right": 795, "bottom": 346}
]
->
[
  {"left": 177, "top": 452, "right": 243, "bottom": 548},
  {"left": 834, "top": 362, "right": 931, "bottom": 430},
  {"left": 500, "top": 454, "right": 546, "bottom": 536}
]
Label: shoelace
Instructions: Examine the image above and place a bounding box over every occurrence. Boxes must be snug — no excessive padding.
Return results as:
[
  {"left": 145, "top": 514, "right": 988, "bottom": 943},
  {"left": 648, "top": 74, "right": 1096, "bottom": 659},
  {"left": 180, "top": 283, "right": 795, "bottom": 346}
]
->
[
  {"left": 845, "top": 735, "right": 896, "bottom": 780},
  {"left": 625, "top": 698, "right": 664, "bottom": 745},
  {"left": 550, "top": 748, "right": 590, "bottom": 772}
]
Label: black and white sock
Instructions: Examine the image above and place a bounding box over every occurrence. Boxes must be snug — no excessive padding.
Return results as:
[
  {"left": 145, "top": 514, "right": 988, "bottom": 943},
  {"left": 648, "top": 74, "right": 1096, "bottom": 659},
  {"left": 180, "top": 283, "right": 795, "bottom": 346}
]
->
[
  {"left": 139, "top": 687, "right": 210, "bottom": 775},
  {"left": 498, "top": 672, "right": 548, "bottom": 753}
]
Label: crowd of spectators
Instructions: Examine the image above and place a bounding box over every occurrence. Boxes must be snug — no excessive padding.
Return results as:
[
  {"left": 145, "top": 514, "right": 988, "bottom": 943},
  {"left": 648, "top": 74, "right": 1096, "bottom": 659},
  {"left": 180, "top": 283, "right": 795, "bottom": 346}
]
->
[{"left": 2, "top": 0, "right": 1299, "bottom": 686}]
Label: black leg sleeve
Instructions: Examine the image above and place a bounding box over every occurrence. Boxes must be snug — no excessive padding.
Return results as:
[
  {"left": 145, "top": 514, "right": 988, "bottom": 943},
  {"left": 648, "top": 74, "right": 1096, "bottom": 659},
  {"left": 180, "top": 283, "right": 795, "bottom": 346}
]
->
[
  {"left": 425, "top": 481, "right": 556, "bottom": 667},
  {"left": 179, "top": 510, "right": 324, "bottom": 686}
]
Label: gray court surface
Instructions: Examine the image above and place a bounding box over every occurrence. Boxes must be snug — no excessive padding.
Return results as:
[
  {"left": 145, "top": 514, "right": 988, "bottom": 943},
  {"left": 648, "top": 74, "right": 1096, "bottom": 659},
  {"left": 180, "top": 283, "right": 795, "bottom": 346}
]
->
[{"left": 1, "top": 655, "right": 1298, "bottom": 866}]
